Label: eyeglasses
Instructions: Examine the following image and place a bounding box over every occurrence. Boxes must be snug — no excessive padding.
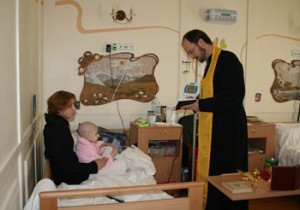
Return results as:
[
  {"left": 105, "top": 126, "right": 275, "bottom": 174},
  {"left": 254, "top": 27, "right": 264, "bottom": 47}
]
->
[{"left": 187, "top": 44, "right": 197, "bottom": 56}]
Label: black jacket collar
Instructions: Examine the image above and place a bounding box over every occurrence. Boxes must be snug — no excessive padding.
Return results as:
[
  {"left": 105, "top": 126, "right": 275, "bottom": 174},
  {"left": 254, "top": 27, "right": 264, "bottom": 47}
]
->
[{"left": 44, "top": 113, "right": 69, "bottom": 128}]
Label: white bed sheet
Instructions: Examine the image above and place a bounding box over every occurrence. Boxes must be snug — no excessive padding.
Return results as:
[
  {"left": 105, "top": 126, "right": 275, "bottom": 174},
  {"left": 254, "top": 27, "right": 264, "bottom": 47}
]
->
[
  {"left": 23, "top": 146, "right": 172, "bottom": 210},
  {"left": 275, "top": 123, "right": 300, "bottom": 166}
]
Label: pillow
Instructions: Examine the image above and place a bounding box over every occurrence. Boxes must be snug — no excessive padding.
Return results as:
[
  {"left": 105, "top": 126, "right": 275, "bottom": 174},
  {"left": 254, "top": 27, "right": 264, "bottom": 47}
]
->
[{"left": 98, "top": 127, "right": 126, "bottom": 153}]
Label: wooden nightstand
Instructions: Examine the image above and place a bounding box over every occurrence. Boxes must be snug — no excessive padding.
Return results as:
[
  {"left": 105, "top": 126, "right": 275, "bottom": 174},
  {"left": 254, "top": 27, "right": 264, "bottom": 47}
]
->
[
  {"left": 247, "top": 122, "right": 275, "bottom": 171},
  {"left": 129, "top": 122, "right": 183, "bottom": 184}
]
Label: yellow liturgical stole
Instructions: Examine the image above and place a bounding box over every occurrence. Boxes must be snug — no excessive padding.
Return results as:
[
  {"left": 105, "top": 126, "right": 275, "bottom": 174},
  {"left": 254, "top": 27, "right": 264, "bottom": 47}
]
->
[{"left": 196, "top": 46, "right": 221, "bottom": 209}]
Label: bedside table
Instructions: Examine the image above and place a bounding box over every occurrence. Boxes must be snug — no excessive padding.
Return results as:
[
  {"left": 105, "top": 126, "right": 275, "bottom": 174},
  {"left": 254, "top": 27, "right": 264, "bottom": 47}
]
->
[
  {"left": 129, "top": 122, "right": 183, "bottom": 183},
  {"left": 247, "top": 122, "right": 275, "bottom": 171}
]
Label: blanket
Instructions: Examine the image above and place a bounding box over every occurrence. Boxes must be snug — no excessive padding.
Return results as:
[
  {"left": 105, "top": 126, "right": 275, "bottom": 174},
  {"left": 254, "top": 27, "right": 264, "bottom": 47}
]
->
[
  {"left": 275, "top": 123, "right": 300, "bottom": 166},
  {"left": 23, "top": 146, "right": 172, "bottom": 210}
]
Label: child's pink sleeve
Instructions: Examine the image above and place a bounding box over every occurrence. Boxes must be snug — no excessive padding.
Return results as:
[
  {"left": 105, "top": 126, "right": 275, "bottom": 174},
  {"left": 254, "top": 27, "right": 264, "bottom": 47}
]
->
[
  {"left": 96, "top": 141, "right": 114, "bottom": 168},
  {"left": 96, "top": 141, "right": 105, "bottom": 155}
]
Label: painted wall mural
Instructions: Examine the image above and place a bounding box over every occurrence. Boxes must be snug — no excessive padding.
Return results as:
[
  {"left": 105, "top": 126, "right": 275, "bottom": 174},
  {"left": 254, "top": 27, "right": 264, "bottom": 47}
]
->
[
  {"left": 77, "top": 51, "right": 159, "bottom": 105},
  {"left": 270, "top": 59, "right": 300, "bottom": 102}
]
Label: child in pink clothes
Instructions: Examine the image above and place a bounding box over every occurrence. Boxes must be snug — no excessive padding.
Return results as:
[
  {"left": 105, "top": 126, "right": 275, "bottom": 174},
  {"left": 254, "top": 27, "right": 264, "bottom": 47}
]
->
[{"left": 75, "top": 121, "right": 127, "bottom": 176}]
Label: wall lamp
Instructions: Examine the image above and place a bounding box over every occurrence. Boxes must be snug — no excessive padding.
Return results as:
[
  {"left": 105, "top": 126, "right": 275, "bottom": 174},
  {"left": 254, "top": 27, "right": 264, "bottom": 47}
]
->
[{"left": 111, "top": 9, "right": 135, "bottom": 23}]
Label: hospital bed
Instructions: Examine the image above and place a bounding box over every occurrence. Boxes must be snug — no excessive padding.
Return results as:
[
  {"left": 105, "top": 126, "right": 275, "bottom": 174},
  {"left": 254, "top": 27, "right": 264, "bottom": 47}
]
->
[
  {"left": 275, "top": 122, "right": 300, "bottom": 166},
  {"left": 24, "top": 145, "right": 204, "bottom": 210}
]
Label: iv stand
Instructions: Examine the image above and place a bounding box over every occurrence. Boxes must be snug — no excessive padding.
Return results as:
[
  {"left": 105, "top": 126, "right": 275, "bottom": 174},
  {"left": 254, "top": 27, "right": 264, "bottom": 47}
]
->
[{"left": 191, "top": 60, "right": 198, "bottom": 181}]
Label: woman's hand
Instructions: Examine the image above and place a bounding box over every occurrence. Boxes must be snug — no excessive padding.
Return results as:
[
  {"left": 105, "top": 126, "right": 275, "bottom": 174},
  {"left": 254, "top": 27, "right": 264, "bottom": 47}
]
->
[{"left": 94, "top": 157, "right": 108, "bottom": 170}]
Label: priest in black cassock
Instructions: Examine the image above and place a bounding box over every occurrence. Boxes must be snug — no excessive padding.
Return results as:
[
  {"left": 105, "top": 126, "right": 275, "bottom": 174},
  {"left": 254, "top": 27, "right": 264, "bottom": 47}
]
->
[{"left": 180, "top": 29, "right": 248, "bottom": 210}]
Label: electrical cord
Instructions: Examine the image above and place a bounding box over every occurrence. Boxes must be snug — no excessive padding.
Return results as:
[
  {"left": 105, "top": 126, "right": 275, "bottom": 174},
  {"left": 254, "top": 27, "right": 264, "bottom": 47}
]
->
[
  {"left": 167, "top": 128, "right": 183, "bottom": 183},
  {"left": 111, "top": 59, "right": 130, "bottom": 102},
  {"left": 108, "top": 51, "right": 116, "bottom": 96},
  {"left": 166, "top": 109, "right": 189, "bottom": 183},
  {"left": 115, "top": 98, "right": 132, "bottom": 146},
  {"left": 106, "top": 195, "right": 124, "bottom": 203},
  {"left": 107, "top": 49, "right": 132, "bottom": 146}
]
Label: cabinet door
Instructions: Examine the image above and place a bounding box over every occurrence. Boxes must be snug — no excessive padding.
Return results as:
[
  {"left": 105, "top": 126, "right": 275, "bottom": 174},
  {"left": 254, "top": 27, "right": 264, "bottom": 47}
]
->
[
  {"left": 153, "top": 157, "right": 181, "bottom": 183},
  {"left": 248, "top": 154, "right": 265, "bottom": 171}
]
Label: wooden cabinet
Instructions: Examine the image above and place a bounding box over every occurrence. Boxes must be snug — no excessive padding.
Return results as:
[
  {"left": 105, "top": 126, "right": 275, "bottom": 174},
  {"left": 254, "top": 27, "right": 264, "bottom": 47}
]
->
[
  {"left": 129, "top": 122, "right": 182, "bottom": 184},
  {"left": 247, "top": 122, "right": 275, "bottom": 171}
]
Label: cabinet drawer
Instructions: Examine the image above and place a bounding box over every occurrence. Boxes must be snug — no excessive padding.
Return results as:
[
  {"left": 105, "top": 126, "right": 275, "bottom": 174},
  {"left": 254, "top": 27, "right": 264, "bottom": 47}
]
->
[
  {"left": 248, "top": 125, "right": 274, "bottom": 138},
  {"left": 145, "top": 127, "right": 182, "bottom": 140}
]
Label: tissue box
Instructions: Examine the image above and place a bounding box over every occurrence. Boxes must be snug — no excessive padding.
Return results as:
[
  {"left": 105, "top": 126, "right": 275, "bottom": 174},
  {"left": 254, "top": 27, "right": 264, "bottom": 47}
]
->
[{"left": 271, "top": 165, "right": 300, "bottom": 190}]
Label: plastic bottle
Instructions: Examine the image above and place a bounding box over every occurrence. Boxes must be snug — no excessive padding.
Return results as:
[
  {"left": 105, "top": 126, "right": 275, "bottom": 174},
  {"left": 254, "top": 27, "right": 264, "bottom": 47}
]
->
[{"left": 151, "top": 96, "right": 161, "bottom": 122}]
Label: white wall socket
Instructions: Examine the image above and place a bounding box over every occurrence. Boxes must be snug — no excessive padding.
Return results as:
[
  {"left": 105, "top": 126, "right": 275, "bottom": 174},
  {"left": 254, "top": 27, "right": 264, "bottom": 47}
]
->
[{"left": 111, "top": 43, "right": 134, "bottom": 51}]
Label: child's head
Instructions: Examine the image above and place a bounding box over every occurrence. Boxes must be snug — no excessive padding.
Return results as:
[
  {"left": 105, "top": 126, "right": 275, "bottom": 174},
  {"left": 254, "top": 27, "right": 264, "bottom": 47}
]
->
[{"left": 77, "top": 122, "right": 99, "bottom": 143}]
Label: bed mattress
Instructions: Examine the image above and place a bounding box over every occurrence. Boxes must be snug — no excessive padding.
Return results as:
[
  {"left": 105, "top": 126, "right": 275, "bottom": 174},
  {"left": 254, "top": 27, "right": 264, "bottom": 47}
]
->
[{"left": 275, "top": 123, "right": 300, "bottom": 166}]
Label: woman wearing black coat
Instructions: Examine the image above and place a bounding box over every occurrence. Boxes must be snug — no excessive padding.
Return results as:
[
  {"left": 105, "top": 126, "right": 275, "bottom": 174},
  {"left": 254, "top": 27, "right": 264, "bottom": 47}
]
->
[{"left": 43, "top": 90, "right": 107, "bottom": 185}]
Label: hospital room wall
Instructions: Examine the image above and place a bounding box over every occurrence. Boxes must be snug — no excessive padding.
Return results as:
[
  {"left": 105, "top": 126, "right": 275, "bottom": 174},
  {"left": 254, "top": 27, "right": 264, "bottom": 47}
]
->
[
  {"left": 180, "top": 0, "right": 300, "bottom": 121},
  {"left": 0, "top": 1, "right": 21, "bottom": 209},
  {"left": 244, "top": 0, "right": 300, "bottom": 121},
  {"left": 43, "top": 0, "right": 300, "bottom": 132},
  {"left": 0, "top": 0, "right": 43, "bottom": 210},
  {"left": 42, "top": 0, "right": 182, "bottom": 130},
  {"left": 1, "top": 0, "right": 300, "bottom": 210}
]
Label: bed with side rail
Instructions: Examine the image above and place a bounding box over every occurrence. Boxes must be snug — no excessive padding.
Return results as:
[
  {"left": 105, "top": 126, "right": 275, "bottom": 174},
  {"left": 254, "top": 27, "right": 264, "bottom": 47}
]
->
[
  {"left": 39, "top": 180, "right": 204, "bottom": 210},
  {"left": 24, "top": 145, "right": 204, "bottom": 210}
]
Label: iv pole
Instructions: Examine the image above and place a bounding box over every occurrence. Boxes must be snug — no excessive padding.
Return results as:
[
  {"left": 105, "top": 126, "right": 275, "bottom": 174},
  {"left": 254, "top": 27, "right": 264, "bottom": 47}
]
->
[{"left": 191, "top": 60, "right": 198, "bottom": 181}]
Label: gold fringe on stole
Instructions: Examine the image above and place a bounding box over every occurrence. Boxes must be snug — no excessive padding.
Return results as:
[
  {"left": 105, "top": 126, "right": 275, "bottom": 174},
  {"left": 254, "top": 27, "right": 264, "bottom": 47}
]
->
[{"left": 196, "top": 46, "right": 221, "bottom": 209}]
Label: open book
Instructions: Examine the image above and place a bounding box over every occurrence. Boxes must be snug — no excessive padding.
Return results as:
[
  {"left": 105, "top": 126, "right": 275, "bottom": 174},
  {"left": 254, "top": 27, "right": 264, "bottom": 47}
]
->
[{"left": 175, "top": 98, "right": 197, "bottom": 110}]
